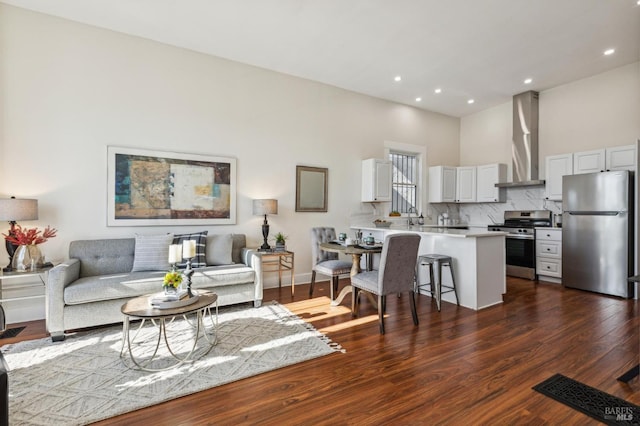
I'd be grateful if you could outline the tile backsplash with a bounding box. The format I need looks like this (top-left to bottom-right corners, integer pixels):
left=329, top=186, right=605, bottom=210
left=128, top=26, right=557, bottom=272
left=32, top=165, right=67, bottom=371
left=350, top=186, right=562, bottom=228
left=432, top=186, right=562, bottom=226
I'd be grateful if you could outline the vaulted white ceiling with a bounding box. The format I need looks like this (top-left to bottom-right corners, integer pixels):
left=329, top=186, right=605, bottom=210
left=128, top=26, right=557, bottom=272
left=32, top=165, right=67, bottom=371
left=2, top=0, right=639, bottom=117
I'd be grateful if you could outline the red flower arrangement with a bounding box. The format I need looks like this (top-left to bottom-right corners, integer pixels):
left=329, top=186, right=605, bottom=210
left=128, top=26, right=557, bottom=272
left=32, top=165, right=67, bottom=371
left=2, top=224, right=57, bottom=246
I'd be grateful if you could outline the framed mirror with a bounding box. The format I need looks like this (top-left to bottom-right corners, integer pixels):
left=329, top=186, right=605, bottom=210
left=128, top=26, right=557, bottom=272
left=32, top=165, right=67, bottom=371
left=296, top=166, right=328, bottom=212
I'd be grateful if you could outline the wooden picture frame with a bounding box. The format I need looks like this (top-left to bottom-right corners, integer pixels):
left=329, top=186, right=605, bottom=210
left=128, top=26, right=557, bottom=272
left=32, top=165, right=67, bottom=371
left=107, top=146, right=236, bottom=226
left=295, top=166, right=328, bottom=212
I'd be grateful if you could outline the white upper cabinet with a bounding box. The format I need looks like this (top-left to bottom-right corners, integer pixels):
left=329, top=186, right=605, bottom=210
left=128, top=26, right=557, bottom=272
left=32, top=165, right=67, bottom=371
left=456, top=166, right=477, bottom=203
left=476, top=164, right=507, bottom=203
left=545, top=154, right=573, bottom=201
left=362, top=158, right=391, bottom=202
left=573, top=149, right=605, bottom=174
left=428, top=166, right=456, bottom=203
left=605, top=144, right=636, bottom=171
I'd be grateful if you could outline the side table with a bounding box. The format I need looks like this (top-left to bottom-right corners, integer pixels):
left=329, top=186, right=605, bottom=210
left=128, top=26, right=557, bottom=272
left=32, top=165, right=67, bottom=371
left=260, top=250, right=295, bottom=296
left=0, top=266, right=53, bottom=332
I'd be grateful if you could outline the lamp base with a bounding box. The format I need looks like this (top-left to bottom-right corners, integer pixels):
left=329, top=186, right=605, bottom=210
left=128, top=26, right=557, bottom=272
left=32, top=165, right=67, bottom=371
left=260, top=220, right=271, bottom=252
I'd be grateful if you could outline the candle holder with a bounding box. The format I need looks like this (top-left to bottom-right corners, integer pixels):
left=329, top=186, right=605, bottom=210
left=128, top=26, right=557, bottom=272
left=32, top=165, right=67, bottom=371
left=184, top=257, right=195, bottom=297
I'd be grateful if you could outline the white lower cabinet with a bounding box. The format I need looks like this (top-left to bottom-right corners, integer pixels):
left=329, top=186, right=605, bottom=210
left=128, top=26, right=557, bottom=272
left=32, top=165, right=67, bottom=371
left=536, top=228, right=562, bottom=282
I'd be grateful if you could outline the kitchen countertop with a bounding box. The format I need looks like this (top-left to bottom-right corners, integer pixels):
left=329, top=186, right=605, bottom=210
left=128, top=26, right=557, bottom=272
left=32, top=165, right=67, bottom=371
left=355, top=225, right=507, bottom=238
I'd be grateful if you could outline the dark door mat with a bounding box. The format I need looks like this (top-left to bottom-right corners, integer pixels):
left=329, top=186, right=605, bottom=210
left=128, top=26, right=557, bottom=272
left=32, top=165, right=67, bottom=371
left=0, top=326, right=25, bottom=339
left=533, top=373, right=640, bottom=425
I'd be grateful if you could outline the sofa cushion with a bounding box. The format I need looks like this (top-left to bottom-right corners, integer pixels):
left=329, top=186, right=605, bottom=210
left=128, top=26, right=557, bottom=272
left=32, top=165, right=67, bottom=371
left=173, top=231, right=208, bottom=268
left=64, top=265, right=255, bottom=305
left=131, top=234, right=173, bottom=272
left=192, top=264, right=255, bottom=288
left=70, top=238, right=135, bottom=278
left=65, top=271, right=168, bottom=304
left=206, top=234, right=233, bottom=265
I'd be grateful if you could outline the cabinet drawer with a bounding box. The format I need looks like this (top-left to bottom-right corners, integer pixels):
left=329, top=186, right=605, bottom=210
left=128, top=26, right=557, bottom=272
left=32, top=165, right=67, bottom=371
left=537, top=259, right=562, bottom=277
left=536, top=229, right=562, bottom=242
left=536, top=241, right=561, bottom=258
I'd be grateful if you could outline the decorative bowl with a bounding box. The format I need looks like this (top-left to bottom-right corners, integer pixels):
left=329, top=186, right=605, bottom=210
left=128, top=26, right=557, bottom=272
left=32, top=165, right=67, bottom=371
left=374, top=221, right=391, bottom=228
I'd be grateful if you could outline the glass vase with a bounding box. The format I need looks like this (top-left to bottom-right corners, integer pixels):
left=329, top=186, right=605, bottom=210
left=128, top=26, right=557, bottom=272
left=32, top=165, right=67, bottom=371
left=164, top=286, right=178, bottom=296
left=12, top=245, right=44, bottom=272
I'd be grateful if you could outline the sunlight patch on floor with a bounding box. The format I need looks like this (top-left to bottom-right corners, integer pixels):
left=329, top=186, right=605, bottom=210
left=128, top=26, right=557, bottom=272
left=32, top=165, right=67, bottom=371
left=284, top=296, right=352, bottom=321
left=319, top=315, right=380, bottom=333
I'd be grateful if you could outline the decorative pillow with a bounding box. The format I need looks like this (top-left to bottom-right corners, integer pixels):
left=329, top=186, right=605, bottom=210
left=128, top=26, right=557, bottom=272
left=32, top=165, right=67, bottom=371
left=206, top=234, right=233, bottom=266
left=173, top=231, right=208, bottom=268
left=131, top=234, right=174, bottom=272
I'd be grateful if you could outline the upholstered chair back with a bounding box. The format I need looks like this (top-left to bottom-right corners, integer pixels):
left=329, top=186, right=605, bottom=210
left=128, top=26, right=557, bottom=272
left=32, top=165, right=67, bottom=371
left=310, top=227, right=339, bottom=267
left=377, top=233, right=421, bottom=295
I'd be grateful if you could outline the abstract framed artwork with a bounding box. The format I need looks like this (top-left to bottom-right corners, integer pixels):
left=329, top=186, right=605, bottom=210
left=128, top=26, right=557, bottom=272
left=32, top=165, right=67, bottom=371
left=107, top=146, right=236, bottom=226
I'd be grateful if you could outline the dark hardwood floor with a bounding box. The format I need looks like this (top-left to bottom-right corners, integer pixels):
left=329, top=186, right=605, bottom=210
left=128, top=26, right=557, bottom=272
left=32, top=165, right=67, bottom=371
left=3, top=277, right=639, bottom=425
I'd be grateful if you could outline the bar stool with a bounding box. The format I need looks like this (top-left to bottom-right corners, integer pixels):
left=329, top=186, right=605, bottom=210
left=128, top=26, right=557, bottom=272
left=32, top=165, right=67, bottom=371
left=415, top=254, right=459, bottom=311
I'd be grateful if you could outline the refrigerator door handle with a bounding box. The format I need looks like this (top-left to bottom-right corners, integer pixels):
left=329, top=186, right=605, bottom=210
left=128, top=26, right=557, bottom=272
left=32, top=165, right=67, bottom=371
left=565, top=211, right=621, bottom=216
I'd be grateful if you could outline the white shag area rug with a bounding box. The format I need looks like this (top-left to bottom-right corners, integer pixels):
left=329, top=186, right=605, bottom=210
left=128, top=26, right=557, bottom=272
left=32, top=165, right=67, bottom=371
left=1, top=302, right=342, bottom=425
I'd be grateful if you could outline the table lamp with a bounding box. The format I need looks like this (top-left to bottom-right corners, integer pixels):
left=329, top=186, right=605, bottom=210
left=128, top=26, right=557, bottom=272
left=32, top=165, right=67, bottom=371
left=253, top=199, right=278, bottom=251
left=0, top=197, right=39, bottom=272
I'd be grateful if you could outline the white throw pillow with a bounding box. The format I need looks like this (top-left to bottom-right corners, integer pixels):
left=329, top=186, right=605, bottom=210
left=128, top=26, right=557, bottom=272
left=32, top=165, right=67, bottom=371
left=206, top=234, right=233, bottom=265
left=131, top=233, right=174, bottom=272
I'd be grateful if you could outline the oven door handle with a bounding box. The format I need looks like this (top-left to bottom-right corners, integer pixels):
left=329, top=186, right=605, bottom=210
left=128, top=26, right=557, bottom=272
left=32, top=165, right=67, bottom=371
left=505, top=234, right=534, bottom=240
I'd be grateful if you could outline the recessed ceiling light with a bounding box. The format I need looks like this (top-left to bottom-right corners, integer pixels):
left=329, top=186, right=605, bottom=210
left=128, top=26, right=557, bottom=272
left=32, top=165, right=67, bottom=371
left=434, top=88, right=442, bottom=94
left=604, top=48, right=615, bottom=56
left=524, top=78, right=533, bottom=84
left=467, top=99, right=475, bottom=104
left=415, top=97, right=422, bottom=102
left=394, top=75, right=402, bottom=82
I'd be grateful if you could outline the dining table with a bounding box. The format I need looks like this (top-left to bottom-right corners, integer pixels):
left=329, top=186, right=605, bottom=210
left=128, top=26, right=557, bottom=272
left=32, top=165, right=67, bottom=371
left=319, top=241, right=383, bottom=306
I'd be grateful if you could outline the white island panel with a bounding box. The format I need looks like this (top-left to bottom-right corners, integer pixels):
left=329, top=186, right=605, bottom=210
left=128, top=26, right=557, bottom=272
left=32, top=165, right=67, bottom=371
left=352, top=226, right=506, bottom=310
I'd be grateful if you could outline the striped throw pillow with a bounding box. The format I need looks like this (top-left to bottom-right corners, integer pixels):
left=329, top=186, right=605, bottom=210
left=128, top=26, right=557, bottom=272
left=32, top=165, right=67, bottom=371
left=131, top=234, right=174, bottom=272
left=173, top=231, right=208, bottom=268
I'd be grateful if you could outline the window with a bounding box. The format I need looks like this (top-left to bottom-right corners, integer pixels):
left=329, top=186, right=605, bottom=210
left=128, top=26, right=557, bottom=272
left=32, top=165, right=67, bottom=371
left=389, top=151, right=418, bottom=213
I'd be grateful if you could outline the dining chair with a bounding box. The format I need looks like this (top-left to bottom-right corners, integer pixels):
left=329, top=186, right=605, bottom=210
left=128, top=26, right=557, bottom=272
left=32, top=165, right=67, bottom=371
left=309, top=227, right=352, bottom=300
left=350, top=233, right=421, bottom=334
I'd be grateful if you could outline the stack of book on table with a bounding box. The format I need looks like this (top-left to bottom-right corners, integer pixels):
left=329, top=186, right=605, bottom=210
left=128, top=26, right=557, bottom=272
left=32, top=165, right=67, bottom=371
left=149, top=289, right=198, bottom=309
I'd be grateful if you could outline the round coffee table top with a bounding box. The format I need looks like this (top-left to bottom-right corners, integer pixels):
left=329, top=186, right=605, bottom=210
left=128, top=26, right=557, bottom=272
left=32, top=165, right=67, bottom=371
left=121, top=292, right=218, bottom=319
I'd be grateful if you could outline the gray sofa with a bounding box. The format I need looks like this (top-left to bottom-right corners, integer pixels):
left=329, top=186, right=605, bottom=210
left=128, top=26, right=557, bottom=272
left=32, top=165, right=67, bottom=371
left=46, top=234, right=262, bottom=341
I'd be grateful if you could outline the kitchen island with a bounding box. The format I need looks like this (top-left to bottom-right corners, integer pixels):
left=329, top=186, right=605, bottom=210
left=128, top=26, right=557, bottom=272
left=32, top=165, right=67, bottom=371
left=352, top=225, right=506, bottom=310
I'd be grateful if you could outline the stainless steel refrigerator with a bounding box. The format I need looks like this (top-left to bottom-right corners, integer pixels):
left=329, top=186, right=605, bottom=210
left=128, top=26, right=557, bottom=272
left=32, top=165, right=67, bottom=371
left=562, top=170, right=634, bottom=298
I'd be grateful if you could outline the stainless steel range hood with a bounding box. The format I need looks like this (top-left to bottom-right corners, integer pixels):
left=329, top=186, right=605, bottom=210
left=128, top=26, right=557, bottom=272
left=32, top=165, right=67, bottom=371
left=495, top=91, right=545, bottom=188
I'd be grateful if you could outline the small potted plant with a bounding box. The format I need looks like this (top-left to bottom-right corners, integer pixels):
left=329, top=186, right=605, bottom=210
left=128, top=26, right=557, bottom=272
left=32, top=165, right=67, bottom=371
left=163, top=270, right=183, bottom=295
left=273, top=232, right=287, bottom=252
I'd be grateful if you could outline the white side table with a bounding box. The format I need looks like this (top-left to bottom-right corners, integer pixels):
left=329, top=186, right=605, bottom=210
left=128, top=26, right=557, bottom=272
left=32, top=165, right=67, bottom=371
left=0, top=266, right=52, bottom=331
left=0, top=266, right=52, bottom=303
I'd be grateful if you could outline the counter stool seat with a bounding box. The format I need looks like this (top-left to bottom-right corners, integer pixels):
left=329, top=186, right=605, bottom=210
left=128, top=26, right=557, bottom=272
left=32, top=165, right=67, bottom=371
left=416, top=254, right=459, bottom=311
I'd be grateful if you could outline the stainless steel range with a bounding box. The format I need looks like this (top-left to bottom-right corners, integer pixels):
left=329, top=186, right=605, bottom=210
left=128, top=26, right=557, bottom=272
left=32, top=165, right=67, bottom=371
left=488, top=210, right=552, bottom=280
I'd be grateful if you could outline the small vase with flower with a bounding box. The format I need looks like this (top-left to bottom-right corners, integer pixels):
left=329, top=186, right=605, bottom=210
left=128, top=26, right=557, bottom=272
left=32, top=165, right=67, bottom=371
left=2, top=224, right=57, bottom=272
left=163, top=270, right=183, bottom=295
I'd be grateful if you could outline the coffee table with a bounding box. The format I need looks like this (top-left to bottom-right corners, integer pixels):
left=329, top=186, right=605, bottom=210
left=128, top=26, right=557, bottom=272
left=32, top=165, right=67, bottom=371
left=120, top=292, right=218, bottom=371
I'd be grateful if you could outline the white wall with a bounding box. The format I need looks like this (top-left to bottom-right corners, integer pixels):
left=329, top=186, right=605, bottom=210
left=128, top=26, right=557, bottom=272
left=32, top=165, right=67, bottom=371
left=539, top=62, right=640, bottom=161
left=459, top=101, right=512, bottom=169
left=460, top=62, right=640, bottom=179
left=457, top=61, right=639, bottom=226
left=0, top=4, right=460, bottom=322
